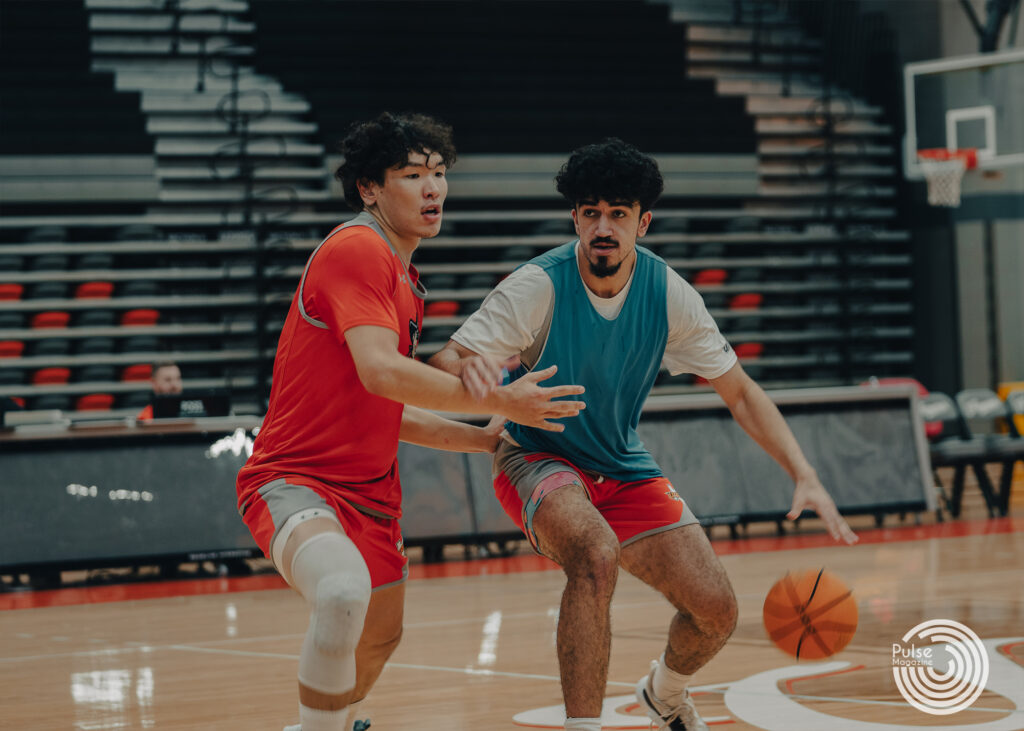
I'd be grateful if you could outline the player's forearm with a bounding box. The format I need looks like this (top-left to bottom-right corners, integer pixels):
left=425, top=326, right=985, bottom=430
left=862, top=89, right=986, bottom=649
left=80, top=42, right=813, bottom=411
left=727, top=381, right=816, bottom=482
left=359, top=349, right=506, bottom=416
left=399, top=406, right=494, bottom=452
left=426, top=346, right=463, bottom=377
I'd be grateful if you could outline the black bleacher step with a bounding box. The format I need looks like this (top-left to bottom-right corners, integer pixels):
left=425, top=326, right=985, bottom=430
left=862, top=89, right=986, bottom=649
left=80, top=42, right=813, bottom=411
left=104, top=69, right=282, bottom=93
left=156, top=166, right=328, bottom=182
left=0, top=322, right=257, bottom=342
left=89, top=13, right=254, bottom=34
left=141, top=93, right=310, bottom=114
left=2, top=266, right=258, bottom=284
left=685, top=24, right=820, bottom=49
left=157, top=188, right=331, bottom=204
left=757, top=182, right=897, bottom=198
left=687, top=46, right=820, bottom=66
left=716, top=77, right=828, bottom=97
left=668, top=9, right=799, bottom=27
left=0, top=240, right=256, bottom=256
left=146, top=118, right=318, bottom=135
left=2, top=349, right=258, bottom=371
left=155, top=139, right=324, bottom=157
left=746, top=97, right=883, bottom=117
left=0, top=294, right=258, bottom=313
left=759, top=140, right=895, bottom=157
left=86, top=0, right=248, bottom=12
left=3, top=376, right=254, bottom=400
left=757, top=119, right=893, bottom=136
left=759, top=162, right=897, bottom=178
left=91, top=37, right=253, bottom=56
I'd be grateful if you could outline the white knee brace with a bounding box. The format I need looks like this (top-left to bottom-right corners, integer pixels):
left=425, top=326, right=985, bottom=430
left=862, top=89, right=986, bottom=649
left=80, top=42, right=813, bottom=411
left=289, top=530, right=372, bottom=695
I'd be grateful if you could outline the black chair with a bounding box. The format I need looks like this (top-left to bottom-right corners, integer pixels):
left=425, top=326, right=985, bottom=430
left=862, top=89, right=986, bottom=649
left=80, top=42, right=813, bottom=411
left=921, top=391, right=1001, bottom=517
left=0, top=254, right=25, bottom=271
left=120, top=335, right=161, bottom=353
left=31, top=394, right=72, bottom=411
left=955, top=388, right=1024, bottom=516
left=76, top=365, right=117, bottom=383
left=27, top=281, right=69, bottom=300
left=75, top=253, right=115, bottom=270
left=29, top=338, right=71, bottom=357
left=75, top=336, right=117, bottom=355
left=0, top=368, right=26, bottom=386
left=77, top=310, right=117, bottom=328
left=0, top=311, right=25, bottom=330
left=29, top=254, right=70, bottom=272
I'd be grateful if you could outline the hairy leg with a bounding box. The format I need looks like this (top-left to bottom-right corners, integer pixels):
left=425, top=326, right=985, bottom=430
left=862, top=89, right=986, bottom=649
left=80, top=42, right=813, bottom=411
left=533, top=483, right=620, bottom=718
left=620, top=524, right=737, bottom=674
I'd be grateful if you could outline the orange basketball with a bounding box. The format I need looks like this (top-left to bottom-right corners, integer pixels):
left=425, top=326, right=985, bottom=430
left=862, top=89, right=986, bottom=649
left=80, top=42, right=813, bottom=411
left=762, top=568, right=858, bottom=659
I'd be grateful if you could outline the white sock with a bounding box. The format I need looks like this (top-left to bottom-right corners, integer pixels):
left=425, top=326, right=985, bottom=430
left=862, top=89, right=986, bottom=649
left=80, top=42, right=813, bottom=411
left=652, top=652, right=693, bottom=705
left=565, top=717, right=601, bottom=730
left=292, top=703, right=347, bottom=731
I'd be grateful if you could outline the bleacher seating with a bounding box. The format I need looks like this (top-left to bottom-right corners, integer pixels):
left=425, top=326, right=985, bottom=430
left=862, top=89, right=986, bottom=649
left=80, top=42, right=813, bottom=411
left=0, top=0, right=919, bottom=418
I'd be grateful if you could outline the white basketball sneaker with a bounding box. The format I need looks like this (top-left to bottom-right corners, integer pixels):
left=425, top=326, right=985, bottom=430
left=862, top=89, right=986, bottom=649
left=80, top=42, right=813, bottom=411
left=635, top=662, right=708, bottom=731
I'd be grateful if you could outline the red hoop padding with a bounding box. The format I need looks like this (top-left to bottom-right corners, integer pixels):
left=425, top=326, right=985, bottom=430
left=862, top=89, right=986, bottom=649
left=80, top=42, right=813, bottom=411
left=917, top=148, right=978, bottom=169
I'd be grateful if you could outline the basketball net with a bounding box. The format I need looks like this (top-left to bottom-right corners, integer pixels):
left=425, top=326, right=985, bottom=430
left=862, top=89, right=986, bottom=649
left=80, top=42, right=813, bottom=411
left=917, top=148, right=977, bottom=208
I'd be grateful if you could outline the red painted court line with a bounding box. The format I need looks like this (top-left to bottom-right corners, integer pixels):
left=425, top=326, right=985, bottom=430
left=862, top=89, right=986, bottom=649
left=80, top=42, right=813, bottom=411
left=2, top=517, right=1020, bottom=611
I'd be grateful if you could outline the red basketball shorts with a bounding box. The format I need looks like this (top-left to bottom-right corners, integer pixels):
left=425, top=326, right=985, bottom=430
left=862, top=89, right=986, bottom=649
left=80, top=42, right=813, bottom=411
left=492, top=439, right=699, bottom=555
left=241, top=477, right=407, bottom=590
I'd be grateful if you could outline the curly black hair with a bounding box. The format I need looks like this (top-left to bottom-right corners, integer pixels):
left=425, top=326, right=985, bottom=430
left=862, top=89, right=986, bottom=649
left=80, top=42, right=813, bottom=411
left=555, top=138, right=664, bottom=212
left=335, top=112, right=457, bottom=211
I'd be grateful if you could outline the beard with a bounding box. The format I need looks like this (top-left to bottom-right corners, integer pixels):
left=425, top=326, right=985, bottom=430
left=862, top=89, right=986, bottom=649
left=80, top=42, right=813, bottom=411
left=588, top=256, right=622, bottom=278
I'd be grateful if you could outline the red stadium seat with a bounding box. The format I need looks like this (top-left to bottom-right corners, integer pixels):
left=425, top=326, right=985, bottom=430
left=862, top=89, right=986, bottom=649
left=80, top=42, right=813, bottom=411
left=121, top=363, right=153, bottom=382
left=734, top=342, right=764, bottom=359
left=120, top=308, right=160, bottom=326
left=729, top=293, right=763, bottom=310
left=32, top=367, right=71, bottom=385
left=0, top=340, right=25, bottom=358
left=30, top=311, right=71, bottom=329
left=425, top=300, right=459, bottom=317
left=693, top=268, right=728, bottom=285
left=0, top=283, right=24, bottom=301
left=76, top=393, right=115, bottom=411
left=74, top=281, right=114, bottom=299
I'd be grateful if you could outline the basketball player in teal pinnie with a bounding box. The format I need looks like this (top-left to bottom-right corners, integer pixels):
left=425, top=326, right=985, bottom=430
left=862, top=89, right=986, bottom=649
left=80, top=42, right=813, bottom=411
left=430, top=138, right=858, bottom=731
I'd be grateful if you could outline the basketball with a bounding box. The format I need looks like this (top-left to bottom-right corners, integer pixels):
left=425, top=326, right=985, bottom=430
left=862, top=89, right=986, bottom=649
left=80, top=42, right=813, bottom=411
left=762, top=568, right=858, bottom=660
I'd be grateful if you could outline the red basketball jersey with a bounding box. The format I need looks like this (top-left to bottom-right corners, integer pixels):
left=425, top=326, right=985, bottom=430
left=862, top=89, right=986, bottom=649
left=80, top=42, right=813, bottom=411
left=237, top=215, right=424, bottom=518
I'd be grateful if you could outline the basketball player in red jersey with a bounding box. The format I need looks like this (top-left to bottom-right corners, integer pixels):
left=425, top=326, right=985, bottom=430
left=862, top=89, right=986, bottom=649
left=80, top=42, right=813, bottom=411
left=236, top=112, right=585, bottom=731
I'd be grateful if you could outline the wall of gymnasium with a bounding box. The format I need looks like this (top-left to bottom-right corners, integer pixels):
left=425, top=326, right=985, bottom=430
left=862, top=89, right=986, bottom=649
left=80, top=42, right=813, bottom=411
left=865, top=0, right=1023, bottom=392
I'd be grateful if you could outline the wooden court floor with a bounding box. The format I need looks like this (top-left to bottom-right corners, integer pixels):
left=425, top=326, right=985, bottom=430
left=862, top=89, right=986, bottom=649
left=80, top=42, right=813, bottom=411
left=2, top=511, right=1023, bottom=730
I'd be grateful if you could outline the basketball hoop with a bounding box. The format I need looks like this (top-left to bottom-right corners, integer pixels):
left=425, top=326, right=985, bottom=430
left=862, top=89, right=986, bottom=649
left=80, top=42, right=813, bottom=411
left=917, top=148, right=978, bottom=207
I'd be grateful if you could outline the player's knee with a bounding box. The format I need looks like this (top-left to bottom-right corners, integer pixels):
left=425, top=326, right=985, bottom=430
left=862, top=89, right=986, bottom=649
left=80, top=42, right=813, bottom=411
left=312, top=572, right=372, bottom=656
left=701, top=585, right=738, bottom=640
left=567, top=540, right=620, bottom=595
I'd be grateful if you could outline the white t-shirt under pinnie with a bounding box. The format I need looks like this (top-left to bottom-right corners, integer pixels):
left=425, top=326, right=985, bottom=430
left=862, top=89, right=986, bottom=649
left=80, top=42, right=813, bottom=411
left=451, top=243, right=737, bottom=379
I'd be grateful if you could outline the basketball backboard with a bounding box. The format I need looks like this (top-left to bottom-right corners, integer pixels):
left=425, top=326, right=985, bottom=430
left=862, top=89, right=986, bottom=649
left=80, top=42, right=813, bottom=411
left=903, top=47, right=1024, bottom=180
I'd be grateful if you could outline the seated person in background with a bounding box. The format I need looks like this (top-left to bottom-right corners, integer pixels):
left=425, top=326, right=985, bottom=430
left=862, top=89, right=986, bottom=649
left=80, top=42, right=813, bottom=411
left=136, top=361, right=183, bottom=421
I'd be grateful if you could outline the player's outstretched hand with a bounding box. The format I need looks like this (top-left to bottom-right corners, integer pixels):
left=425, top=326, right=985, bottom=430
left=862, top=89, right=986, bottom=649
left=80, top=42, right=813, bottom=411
left=461, top=354, right=520, bottom=401
left=497, top=365, right=585, bottom=432
left=787, top=475, right=859, bottom=545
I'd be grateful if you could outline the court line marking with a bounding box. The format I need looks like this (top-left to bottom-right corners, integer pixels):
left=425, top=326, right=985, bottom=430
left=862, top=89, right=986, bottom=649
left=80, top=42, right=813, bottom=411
left=4, top=580, right=1020, bottom=665
left=162, top=645, right=1024, bottom=715
left=6, top=638, right=1020, bottom=717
